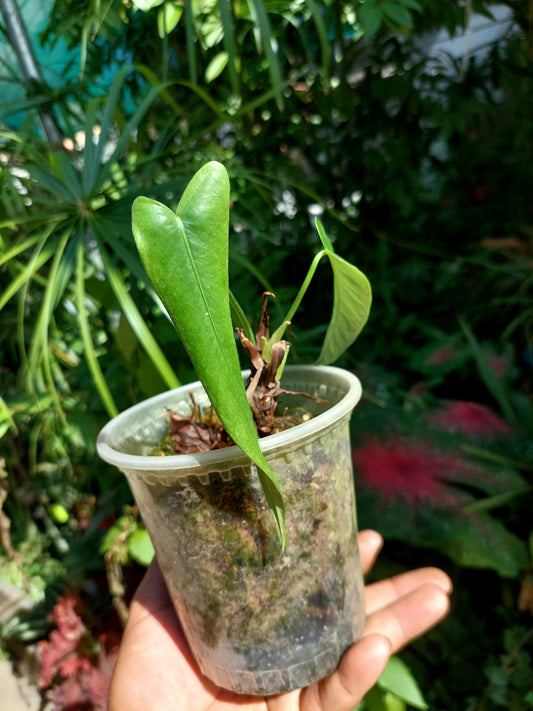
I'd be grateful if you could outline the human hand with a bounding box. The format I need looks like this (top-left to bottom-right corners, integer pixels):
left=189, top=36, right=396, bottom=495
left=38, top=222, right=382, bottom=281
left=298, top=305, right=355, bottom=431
left=107, top=530, right=451, bottom=711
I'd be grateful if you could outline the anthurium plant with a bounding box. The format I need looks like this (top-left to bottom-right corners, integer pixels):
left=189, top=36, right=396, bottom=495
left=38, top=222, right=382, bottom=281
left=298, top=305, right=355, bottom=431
left=131, top=161, right=371, bottom=546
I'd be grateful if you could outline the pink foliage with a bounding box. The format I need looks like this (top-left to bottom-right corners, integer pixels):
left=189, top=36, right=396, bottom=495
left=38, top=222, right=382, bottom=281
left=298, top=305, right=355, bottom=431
left=353, top=440, right=482, bottom=507
left=488, top=354, right=509, bottom=378
left=38, top=593, right=119, bottom=711
left=423, top=343, right=456, bottom=366
left=427, top=401, right=512, bottom=436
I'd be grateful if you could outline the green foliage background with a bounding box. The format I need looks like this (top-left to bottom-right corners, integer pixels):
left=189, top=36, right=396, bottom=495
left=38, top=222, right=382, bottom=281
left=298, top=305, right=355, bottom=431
left=1, top=1, right=532, bottom=708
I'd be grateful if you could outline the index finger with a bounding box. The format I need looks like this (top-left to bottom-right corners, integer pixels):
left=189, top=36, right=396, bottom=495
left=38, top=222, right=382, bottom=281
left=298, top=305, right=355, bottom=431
left=358, top=529, right=384, bottom=575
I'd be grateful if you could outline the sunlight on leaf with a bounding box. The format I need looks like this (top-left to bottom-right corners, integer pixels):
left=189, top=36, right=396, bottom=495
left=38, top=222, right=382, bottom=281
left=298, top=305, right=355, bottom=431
left=132, top=162, right=286, bottom=546
left=157, top=2, right=183, bottom=37
left=131, top=0, right=164, bottom=10
left=378, top=656, right=428, bottom=710
left=205, top=51, right=229, bottom=84
left=128, top=529, right=155, bottom=566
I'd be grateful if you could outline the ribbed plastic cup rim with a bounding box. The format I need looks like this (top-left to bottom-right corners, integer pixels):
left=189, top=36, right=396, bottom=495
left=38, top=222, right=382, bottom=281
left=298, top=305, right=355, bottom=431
left=96, top=365, right=362, bottom=473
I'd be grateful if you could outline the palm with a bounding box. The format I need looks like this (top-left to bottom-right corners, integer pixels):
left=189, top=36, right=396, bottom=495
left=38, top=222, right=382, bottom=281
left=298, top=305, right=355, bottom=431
left=108, top=531, right=451, bottom=711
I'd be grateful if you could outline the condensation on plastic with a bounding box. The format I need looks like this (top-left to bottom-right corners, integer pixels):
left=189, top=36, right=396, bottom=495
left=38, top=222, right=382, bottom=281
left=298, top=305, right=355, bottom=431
left=97, top=365, right=365, bottom=695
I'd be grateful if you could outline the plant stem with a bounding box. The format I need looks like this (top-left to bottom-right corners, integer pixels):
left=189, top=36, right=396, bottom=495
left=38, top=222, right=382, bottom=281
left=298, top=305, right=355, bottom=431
left=229, top=290, right=255, bottom=342
left=282, top=249, right=326, bottom=325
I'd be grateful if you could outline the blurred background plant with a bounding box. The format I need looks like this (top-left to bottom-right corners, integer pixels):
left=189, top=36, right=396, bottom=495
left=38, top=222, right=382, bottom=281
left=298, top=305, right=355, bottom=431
left=0, top=1, right=532, bottom=709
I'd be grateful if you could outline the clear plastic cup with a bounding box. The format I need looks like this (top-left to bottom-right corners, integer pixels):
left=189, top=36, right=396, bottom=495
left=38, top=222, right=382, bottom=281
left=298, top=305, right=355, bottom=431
left=97, top=365, right=365, bottom=695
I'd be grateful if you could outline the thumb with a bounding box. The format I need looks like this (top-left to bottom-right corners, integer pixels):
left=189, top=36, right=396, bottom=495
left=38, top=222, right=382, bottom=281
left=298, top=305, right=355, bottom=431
left=302, top=634, right=391, bottom=711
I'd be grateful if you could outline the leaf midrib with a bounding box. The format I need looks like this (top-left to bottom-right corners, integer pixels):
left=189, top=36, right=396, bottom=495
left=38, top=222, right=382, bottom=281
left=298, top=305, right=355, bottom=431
left=174, top=214, right=237, bottom=380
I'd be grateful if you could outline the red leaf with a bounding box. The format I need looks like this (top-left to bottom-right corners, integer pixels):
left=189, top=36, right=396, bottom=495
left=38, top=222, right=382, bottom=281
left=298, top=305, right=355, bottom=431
left=427, top=400, right=512, bottom=436
left=423, top=343, right=456, bottom=366
left=38, top=595, right=86, bottom=689
left=354, top=440, right=466, bottom=506
left=38, top=591, right=119, bottom=711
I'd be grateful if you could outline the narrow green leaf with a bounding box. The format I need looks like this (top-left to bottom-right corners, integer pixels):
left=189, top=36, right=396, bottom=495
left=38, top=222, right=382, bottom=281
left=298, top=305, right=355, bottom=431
left=315, top=219, right=372, bottom=365
left=231, top=75, right=293, bottom=118
left=205, top=51, right=229, bottom=84
left=78, top=15, right=89, bottom=77
left=0, top=233, right=44, bottom=268
left=135, top=64, right=182, bottom=115
left=1, top=204, right=69, bottom=227
left=218, top=0, right=239, bottom=94
left=27, top=230, right=72, bottom=425
left=26, top=234, right=71, bottom=374
left=95, top=67, right=130, bottom=172
left=82, top=97, right=101, bottom=197
left=75, top=241, right=118, bottom=418
left=283, top=249, right=325, bottom=326
left=50, top=152, right=84, bottom=201
left=459, top=318, right=517, bottom=425
left=95, top=71, right=170, bottom=188
left=98, top=247, right=180, bottom=391
left=264, top=320, right=291, bottom=361
left=464, top=487, right=532, bottom=514
left=315, top=218, right=334, bottom=251
left=378, top=656, right=428, bottom=710
left=26, top=165, right=79, bottom=203
left=0, top=233, right=56, bottom=312
left=307, top=0, right=331, bottom=76
left=132, top=162, right=286, bottom=546
left=176, top=79, right=226, bottom=119
left=0, top=395, right=17, bottom=435
left=184, top=0, right=197, bottom=84
left=275, top=346, right=290, bottom=381
left=229, top=290, right=255, bottom=342
left=247, top=0, right=284, bottom=109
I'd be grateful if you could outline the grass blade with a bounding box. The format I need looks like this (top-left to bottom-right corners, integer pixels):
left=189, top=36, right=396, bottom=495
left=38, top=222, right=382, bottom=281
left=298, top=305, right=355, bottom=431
left=229, top=290, right=255, bottom=342
left=218, top=0, right=239, bottom=94
left=0, top=231, right=56, bottom=312
left=459, top=317, right=517, bottom=426
left=0, top=233, right=44, bottom=267
left=0, top=396, right=17, bottom=436
left=75, top=240, right=119, bottom=417
left=27, top=229, right=73, bottom=425
left=247, top=0, right=284, bottom=109
left=82, top=97, right=101, bottom=196
left=92, top=67, right=131, bottom=178
left=96, top=79, right=173, bottom=188
left=184, top=0, right=197, bottom=84
left=307, top=0, right=331, bottom=76
left=26, top=164, right=79, bottom=203
left=98, top=245, right=180, bottom=390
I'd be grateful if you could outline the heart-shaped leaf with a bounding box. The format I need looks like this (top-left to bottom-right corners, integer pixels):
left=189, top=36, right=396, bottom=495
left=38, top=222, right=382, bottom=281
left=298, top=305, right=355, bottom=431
left=315, top=218, right=372, bottom=365
left=132, top=162, right=285, bottom=546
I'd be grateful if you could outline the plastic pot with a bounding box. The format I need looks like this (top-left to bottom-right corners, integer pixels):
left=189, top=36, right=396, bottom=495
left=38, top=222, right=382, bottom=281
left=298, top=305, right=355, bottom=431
left=97, top=365, right=365, bottom=695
